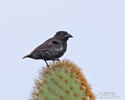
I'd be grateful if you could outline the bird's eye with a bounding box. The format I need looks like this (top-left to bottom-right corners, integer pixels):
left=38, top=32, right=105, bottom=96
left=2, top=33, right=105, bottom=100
left=52, top=41, right=58, bottom=45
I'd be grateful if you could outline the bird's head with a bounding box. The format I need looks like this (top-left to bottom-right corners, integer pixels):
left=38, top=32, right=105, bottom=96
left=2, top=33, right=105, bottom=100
left=55, top=31, right=73, bottom=42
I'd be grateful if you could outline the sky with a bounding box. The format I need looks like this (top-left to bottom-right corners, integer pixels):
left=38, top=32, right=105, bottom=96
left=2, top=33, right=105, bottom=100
left=0, top=0, right=125, bottom=100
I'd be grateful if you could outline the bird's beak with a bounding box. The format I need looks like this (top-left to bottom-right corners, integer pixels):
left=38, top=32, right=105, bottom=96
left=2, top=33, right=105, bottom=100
left=66, top=34, right=73, bottom=38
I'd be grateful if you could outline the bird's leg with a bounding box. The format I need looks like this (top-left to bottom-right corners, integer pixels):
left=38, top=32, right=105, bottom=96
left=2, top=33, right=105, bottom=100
left=44, top=60, right=49, bottom=67
left=53, top=58, right=60, bottom=64
left=56, top=58, right=60, bottom=62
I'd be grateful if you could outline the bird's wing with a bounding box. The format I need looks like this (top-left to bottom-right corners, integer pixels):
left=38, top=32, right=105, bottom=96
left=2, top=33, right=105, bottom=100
left=31, top=38, right=61, bottom=54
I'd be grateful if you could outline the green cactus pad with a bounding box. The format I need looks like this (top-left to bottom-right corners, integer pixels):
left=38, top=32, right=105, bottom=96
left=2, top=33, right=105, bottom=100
left=31, top=60, right=95, bottom=100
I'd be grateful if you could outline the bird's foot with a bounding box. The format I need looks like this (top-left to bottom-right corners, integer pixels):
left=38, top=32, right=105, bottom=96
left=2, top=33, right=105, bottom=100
left=44, top=60, right=50, bottom=67
left=46, top=64, right=50, bottom=67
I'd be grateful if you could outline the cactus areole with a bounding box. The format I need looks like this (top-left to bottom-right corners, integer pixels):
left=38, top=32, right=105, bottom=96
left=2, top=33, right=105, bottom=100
left=31, top=60, right=95, bottom=100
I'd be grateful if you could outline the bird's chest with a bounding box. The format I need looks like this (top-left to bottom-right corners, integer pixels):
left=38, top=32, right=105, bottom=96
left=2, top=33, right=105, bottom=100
left=56, top=46, right=64, bottom=51
left=54, top=45, right=64, bottom=53
left=54, top=44, right=67, bottom=56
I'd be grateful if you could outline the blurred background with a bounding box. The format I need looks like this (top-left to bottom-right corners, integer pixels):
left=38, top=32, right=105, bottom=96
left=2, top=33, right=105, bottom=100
left=0, top=0, right=124, bottom=100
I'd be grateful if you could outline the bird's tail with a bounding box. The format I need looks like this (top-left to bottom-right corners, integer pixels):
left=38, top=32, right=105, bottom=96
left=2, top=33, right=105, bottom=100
left=23, top=54, right=32, bottom=59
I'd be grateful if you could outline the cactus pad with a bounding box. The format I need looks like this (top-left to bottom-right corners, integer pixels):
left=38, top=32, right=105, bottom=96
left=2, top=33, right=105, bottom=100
left=31, top=60, right=95, bottom=100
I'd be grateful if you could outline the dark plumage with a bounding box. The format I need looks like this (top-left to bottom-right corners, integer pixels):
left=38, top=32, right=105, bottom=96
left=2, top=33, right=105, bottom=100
left=23, top=31, right=73, bottom=66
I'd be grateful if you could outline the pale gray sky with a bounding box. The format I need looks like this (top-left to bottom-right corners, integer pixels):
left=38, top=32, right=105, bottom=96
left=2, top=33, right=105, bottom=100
left=0, top=0, right=125, bottom=100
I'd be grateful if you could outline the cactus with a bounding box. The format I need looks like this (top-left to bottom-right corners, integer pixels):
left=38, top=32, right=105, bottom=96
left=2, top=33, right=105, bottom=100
left=31, top=60, right=95, bottom=100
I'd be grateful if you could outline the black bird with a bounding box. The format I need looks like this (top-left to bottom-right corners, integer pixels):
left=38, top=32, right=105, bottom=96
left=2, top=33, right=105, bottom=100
left=23, top=31, right=73, bottom=66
